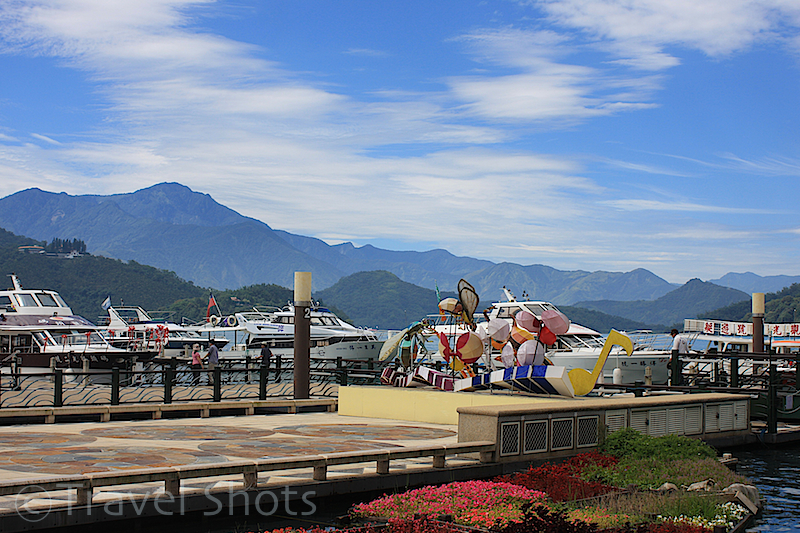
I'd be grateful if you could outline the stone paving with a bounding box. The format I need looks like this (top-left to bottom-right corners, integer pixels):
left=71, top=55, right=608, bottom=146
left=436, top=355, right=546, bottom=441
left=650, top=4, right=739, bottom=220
left=0, top=411, right=464, bottom=517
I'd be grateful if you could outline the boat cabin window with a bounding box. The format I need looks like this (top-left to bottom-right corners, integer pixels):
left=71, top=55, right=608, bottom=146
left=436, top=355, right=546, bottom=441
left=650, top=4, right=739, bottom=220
left=14, top=293, right=38, bottom=307
left=275, top=316, right=294, bottom=324
left=495, top=307, right=517, bottom=320
left=35, top=293, right=60, bottom=307
left=0, top=295, right=13, bottom=311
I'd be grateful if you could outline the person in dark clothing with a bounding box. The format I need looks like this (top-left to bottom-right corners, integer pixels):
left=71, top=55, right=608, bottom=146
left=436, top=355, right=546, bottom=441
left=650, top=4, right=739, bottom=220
left=260, top=341, right=273, bottom=381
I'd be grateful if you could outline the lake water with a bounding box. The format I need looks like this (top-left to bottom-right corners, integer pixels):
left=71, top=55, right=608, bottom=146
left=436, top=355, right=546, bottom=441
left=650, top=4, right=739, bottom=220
left=735, top=442, right=800, bottom=532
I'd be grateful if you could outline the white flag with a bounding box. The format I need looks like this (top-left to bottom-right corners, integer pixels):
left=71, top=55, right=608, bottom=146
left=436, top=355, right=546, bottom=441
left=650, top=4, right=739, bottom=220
left=101, top=296, right=111, bottom=310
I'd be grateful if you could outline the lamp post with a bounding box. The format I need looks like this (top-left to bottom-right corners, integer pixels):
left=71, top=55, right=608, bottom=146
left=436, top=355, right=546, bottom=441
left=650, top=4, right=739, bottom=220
left=752, top=293, right=764, bottom=354
left=294, top=272, right=312, bottom=399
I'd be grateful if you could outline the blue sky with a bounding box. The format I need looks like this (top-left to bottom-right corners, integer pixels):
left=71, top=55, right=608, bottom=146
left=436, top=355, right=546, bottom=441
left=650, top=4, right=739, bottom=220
left=1, top=0, right=799, bottom=284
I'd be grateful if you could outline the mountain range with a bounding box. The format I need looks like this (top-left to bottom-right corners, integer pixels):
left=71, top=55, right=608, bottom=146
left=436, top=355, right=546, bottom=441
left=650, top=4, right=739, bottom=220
left=0, top=183, right=796, bottom=307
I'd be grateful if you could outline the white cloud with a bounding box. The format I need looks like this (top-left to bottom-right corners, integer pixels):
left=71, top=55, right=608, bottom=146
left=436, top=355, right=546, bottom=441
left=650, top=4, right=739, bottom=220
left=529, top=0, right=800, bottom=68
left=30, top=133, right=61, bottom=145
left=448, top=28, right=661, bottom=122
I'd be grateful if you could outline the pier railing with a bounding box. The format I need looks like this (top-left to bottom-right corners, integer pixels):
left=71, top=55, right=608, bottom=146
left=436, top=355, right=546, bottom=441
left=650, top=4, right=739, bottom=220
left=0, top=356, right=384, bottom=409
left=0, top=440, right=496, bottom=506
left=663, top=350, right=799, bottom=434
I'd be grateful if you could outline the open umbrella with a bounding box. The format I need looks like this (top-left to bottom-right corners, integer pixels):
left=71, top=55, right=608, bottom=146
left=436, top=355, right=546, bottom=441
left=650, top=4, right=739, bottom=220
left=457, top=279, right=479, bottom=325
left=517, top=339, right=546, bottom=366
left=455, top=331, right=483, bottom=364
left=541, top=309, right=570, bottom=335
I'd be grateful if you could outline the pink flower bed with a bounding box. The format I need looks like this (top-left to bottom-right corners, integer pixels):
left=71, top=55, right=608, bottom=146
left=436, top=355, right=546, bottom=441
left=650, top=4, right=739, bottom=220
left=350, top=480, right=547, bottom=528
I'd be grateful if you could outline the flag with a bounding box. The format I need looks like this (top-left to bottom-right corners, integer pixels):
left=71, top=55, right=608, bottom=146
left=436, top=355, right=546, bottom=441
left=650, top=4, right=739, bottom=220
left=101, top=296, right=111, bottom=310
left=435, top=282, right=441, bottom=302
left=206, top=293, right=217, bottom=318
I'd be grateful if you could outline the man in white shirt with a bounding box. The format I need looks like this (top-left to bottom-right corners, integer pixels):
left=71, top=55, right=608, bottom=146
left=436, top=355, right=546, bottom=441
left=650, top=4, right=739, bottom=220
left=670, top=329, right=689, bottom=353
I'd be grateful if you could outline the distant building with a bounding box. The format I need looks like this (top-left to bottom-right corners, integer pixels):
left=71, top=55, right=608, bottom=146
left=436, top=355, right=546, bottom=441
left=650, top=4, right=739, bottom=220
left=17, top=245, right=45, bottom=254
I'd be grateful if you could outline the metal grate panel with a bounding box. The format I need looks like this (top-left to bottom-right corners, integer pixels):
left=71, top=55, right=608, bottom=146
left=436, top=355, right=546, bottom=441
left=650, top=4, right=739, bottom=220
left=630, top=410, right=648, bottom=434
left=734, top=401, right=748, bottom=430
left=649, top=409, right=667, bottom=436
left=667, top=408, right=685, bottom=435
left=523, top=420, right=548, bottom=453
left=705, top=404, right=720, bottom=433
left=719, top=403, right=735, bottom=431
left=551, top=418, right=574, bottom=450
left=499, top=421, right=521, bottom=456
left=577, top=416, right=599, bottom=448
left=685, top=406, right=702, bottom=435
left=605, top=409, right=627, bottom=433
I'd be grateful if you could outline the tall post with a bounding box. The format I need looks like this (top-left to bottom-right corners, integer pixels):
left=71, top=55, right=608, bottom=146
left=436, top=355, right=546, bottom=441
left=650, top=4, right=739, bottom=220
left=752, top=293, right=765, bottom=354
left=294, top=272, right=312, bottom=399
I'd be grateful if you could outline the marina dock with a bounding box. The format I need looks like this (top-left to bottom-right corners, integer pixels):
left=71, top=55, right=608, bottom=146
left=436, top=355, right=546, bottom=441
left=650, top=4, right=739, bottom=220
left=1, top=387, right=799, bottom=531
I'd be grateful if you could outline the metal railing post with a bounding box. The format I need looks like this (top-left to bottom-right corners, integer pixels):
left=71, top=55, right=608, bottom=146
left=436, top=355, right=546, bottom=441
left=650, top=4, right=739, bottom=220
left=54, top=369, right=63, bottom=407
left=768, top=353, right=778, bottom=434
left=259, top=364, right=267, bottom=400
left=275, top=355, right=282, bottom=383
left=670, top=349, right=682, bottom=386
left=339, top=367, right=349, bottom=386
left=111, top=367, right=120, bottom=405
left=213, top=367, right=222, bottom=402
left=730, top=356, right=739, bottom=388
left=164, top=364, right=173, bottom=404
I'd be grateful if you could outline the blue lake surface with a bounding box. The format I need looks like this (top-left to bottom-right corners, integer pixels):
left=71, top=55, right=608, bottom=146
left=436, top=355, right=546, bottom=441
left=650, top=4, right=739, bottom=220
left=736, top=443, right=800, bottom=532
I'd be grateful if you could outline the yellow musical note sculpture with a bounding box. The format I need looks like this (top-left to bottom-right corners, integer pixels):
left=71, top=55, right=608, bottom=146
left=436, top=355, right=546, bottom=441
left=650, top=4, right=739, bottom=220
left=568, top=330, right=633, bottom=396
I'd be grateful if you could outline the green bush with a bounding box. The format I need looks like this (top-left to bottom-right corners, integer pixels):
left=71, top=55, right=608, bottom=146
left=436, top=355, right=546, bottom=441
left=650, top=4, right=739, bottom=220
left=600, top=428, right=716, bottom=461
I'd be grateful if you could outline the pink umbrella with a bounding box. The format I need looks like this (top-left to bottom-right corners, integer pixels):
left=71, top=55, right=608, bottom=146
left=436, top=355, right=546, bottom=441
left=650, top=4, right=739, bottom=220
left=486, top=319, right=511, bottom=342
left=501, top=342, right=516, bottom=368
left=541, top=309, right=570, bottom=335
left=515, top=310, right=540, bottom=333
left=517, top=340, right=546, bottom=366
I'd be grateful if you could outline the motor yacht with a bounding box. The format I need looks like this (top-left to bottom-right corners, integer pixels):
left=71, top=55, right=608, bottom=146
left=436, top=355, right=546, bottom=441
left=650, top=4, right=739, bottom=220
left=197, top=304, right=384, bottom=361
left=0, top=275, right=155, bottom=372
left=97, top=305, right=228, bottom=358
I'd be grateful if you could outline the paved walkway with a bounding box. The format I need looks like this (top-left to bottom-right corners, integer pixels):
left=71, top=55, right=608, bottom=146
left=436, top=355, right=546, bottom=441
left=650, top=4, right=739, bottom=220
left=0, top=411, right=468, bottom=522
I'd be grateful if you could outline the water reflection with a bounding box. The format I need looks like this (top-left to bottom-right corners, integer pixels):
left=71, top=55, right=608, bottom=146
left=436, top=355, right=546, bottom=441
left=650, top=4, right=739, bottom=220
left=734, top=443, right=800, bottom=532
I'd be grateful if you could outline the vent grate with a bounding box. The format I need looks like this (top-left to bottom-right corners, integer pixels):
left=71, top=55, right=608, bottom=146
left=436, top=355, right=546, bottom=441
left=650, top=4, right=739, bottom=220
left=500, top=422, right=521, bottom=456
left=551, top=418, right=574, bottom=450
left=577, top=416, right=599, bottom=447
left=523, top=420, right=548, bottom=453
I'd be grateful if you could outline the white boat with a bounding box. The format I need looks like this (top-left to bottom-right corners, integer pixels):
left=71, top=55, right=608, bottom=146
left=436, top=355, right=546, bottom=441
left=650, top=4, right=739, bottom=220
left=0, top=275, right=155, bottom=372
left=97, top=305, right=229, bottom=358
left=192, top=304, right=384, bottom=361
left=430, top=288, right=670, bottom=386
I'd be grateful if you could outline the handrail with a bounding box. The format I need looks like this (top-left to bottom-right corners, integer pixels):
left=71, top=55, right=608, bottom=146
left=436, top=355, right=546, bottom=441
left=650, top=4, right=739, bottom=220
left=0, top=441, right=497, bottom=506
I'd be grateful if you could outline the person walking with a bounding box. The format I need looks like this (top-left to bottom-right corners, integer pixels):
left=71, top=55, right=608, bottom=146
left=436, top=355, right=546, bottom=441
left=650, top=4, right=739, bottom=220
left=191, top=343, right=204, bottom=385
left=260, top=341, right=273, bottom=382
left=206, top=340, right=219, bottom=385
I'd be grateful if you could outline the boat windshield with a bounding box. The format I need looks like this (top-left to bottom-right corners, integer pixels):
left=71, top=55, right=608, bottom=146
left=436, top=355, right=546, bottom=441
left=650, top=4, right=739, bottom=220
left=58, top=331, right=107, bottom=346
left=35, top=293, right=62, bottom=307
left=14, top=293, right=38, bottom=307
left=558, top=334, right=606, bottom=349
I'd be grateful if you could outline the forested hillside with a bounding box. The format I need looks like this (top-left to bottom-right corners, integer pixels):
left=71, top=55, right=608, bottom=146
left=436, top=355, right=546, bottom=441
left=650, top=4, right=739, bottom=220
left=702, top=283, right=800, bottom=323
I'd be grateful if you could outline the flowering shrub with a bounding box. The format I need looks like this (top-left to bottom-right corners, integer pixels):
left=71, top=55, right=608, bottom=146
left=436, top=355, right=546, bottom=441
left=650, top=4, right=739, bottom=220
left=657, top=501, right=748, bottom=531
left=497, top=452, right=619, bottom=501
left=350, top=480, right=547, bottom=528
left=499, top=505, right=600, bottom=533
left=601, top=522, right=712, bottom=533
left=568, top=507, right=635, bottom=529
